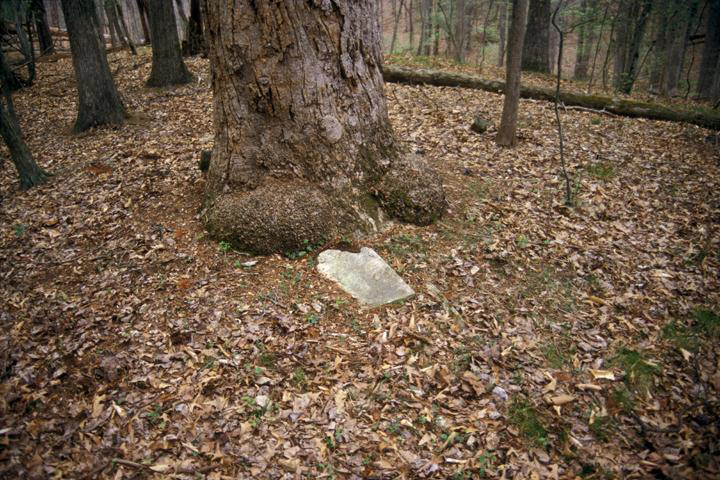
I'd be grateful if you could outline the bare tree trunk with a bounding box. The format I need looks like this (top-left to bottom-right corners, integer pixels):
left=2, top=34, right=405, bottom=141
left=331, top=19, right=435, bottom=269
left=104, top=1, right=126, bottom=49
left=497, top=0, right=529, bottom=147
left=146, top=0, right=192, bottom=86
left=454, top=0, right=467, bottom=62
left=587, top=2, right=610, bottom=90
left=186, top=0, right=204, bottom=55
left=0, top=50, right=48, bottom=189
left=498, top=0, right=507, bottom=66
left=698, top=0, right=720, bottom=99
left=134, top=0, right=151, bottom=43
left=390, top=0, right=406, bottom=53
left=613, top=0, right=653, bottom=94
left=175, top=0, right=189, bottom=41
left=574, top=0, right=589, bottom=78
left=408, top=0, right=415, bottom=50
left=522, top=0, right=550, bottom=73
left=665, top=2, right=697, bottom=95
left=114, top=1, right=137, bottom=54
left=201, top=1, right=446, bottom=255
left=60, top=0, right=126, bottom=132
left=32, top=0, right=54, bottom=54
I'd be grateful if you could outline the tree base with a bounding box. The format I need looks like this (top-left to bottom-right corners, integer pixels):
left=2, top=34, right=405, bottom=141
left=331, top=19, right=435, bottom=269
left=203, top=156, right=446, bottom=255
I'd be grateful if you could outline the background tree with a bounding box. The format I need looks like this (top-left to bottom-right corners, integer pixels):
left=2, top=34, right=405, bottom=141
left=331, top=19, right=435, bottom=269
left=498, top=0, right=507, bottom=66
left=60, top=0, right=126, bottom=132
left=497, top=0, right=529, bottom=147
left=31, top=0, right=54, bottom=54
left=522, top=0, right=550, bottom=73
left=698, top=0, right=720, bottom=100
left=146, top=0, right=192, bottom=87
left=135, top=0, right=151, bottom=43
left=186, top=0, right=204, bottom=55
left=612, top=0, right=653, bottom=94
left=104, top=0, right=136, bottom=54
left=0, top=50, right=48, bottom=189
left=201, top=1, right=446, bottom=254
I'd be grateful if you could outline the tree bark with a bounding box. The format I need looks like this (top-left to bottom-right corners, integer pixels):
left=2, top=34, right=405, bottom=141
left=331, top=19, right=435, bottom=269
left=114, top=1, right=137, bottom=54
left=698, top=0, right=720, bottom=99
left=417, top=0, right=433, bottom=55
left=201, top=1, right=445, bottom=255
left=498, top=0, right=507, bottom=66
left=664, top=2, right=697, bottom=95
left=60, top=0, right=126, bottom=132
left=383, top=64, right=720, bottom=130
left=186, top=0, right=204, bottom=55
left=136, top=0, right=152, bottom=43
left=497, top=0, right=529, bottom=147
left=0, top=50, right=48, bottom=189
left=146, top=0, right=192, bottom=87
left=613, top=0, right=653, bottom=94
left=522, top=0, right=550, bottom=73
left=31, top=0, right=54, bottom=54
left=454, top=0, right=467, bottom=63
left=573, top=0, right=589, bottom=79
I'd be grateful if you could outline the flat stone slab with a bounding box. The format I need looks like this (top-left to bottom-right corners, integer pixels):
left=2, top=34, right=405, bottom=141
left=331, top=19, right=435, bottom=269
left=317, top=247, right=415, bottom=307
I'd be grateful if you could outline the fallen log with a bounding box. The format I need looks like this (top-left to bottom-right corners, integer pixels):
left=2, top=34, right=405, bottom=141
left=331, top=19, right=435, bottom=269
left=382, top=65, right=720, bottom=131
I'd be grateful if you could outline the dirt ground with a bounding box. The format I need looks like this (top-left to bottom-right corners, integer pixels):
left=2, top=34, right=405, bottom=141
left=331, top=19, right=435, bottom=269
left=1, top=50, right=719, bottom=479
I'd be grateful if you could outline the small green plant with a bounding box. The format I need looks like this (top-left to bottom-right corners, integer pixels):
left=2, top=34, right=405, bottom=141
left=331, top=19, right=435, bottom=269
left=542, top=343, right=568, bottom=369
left=291, top=368, right=306, bottom=386
left=387, top=234, right=424, bottom=257
left=285, top=239, right=321, bottom=259
left=516, top=234, right=530, bottom=249
left=612, top=347, right=660, bottom=393
left=508, top=397, right=549, bottom=448
left=590, top=117, right=602, bottom=125
left=585, top=162, right=615, bottom=181
left=218, top=240, right=232, bottom=253
left=611, top=387, right=635, bottom=414
left=145, top=404, right=164, bottom=426
left=306, top=313, right=319, bottom=325
left=589, top=415, right=615, bottom=441
left=13, top=224, right=26, bottom=237
left=694, top=309, right=720, bottom=337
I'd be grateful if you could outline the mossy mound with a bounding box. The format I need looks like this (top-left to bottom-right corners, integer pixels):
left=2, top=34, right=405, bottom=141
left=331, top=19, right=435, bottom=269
left=204, top=183, right=338, bottom=255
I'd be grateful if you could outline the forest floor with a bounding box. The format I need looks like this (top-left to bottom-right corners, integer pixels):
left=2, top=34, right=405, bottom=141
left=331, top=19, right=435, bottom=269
left=1, top=49, right=719, bottom=479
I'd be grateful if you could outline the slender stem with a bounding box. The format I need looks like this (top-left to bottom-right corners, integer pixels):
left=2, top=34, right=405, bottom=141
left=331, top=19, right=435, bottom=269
left=552, top=0, right=572, bottom=206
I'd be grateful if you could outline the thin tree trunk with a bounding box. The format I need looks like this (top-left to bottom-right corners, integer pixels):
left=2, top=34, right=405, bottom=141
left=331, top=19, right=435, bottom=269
left=60, top=0, right=126, bottom=132
left=31, top=0, right=54, bottom=54
left=0, top=50, right=48, bottom=189
left=408, top=0, right=415, bottom=50
left=186, top=0, right=204, bottom=55
left=136, top=0, right=151, bottom=43
left=105, top=2, right=126, bottom=49
left=454, top=0, right=467, bottom=62
left=433, top=0, right=440, bottom=55
left=202, top=1, right=445, bottom=254
left=146, top=0, right=192, bottom=87
left=522, top=0, right=550, bottom=73
left=698, top=0, right=720, bottom=99
left=498, top=0, right=507, bottom=66
left=390, top=0, right=406, bottom=53
left=13, top=0, right=36, bottom=85
left=613, top=0, right=653, bottom=94
left=114, top=1, right=137, bottom=54
left=574, top=0, right=589, bottom=78
left=587, top=2, right=609, bottom=90
left=497, top=0, right=530, bottom=146
left=175, top=0, right=189, bottom=41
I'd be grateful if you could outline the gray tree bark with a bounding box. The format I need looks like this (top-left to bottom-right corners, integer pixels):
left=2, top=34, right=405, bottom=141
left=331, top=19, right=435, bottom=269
left=146, top=0, right=192, bottom=86
left=522, top=0, right=550, bottom=73
left=201, top=1, right=446, bottom=255
left=498, top=0, right=507, bottom=66
left=698, top=0, right=720, bottom=99
left=60, top=0, right=126, bottom=132
left=497, top=0, right=529, bottom=146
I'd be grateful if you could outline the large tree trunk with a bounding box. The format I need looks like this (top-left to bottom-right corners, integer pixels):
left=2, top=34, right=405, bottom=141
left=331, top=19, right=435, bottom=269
left=201, top=1, right=445, bottom=255
left=0, top=51, right=48, bottom=189
left=613, top=0, right=653, bottom=94
left=498, top=0, right=507, bottom=67
left=698, top=0, right=720, bottom=99
left=31, top=0, right=54, bottom=54
left=146, top=0, right=192, bottom=87
left=521, top=0, right=549, bottom=73
left=60, top=0, right=126, bottom=132
left=497, top=0, right=529, bottom=146
left=383, top=64, right=720, bottom=130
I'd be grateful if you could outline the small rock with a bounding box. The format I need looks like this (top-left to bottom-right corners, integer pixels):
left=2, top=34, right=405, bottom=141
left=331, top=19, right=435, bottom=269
left=492, top=386, right=508, bottom=402
left=317, top=248, right=414, bottom=307
left=489, top=410, right=502, bottom=420
left=470, top=115, right=492, bottom=134
left=255, top=395, right=269, bottom=408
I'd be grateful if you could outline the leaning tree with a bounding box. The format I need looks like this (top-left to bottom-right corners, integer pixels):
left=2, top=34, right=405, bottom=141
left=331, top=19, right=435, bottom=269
left=60, top=0, right=126, bottom=132
left=0, top=50, right=48, bottom=189
left=201, top=1, right=446, bottom=254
